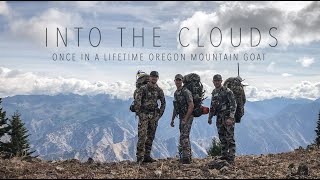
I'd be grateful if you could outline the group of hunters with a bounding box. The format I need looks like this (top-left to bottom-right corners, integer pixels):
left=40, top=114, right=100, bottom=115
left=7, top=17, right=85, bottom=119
left=132, top=70, right=241, bottom=165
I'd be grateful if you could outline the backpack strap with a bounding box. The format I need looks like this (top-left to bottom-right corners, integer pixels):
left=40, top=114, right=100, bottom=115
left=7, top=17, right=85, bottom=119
left=182, top=87, right=189, bottom=105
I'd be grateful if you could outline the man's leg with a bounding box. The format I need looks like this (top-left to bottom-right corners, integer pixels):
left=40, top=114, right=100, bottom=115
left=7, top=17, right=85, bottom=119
left=217, top=116, right=228, bottom=159
left=181, top=116, right=194, bottom=163
left=225, top=123, right=236, bottom=163
left=179, top=119, right=183, bottom=160
left=144, top=114, right=159, bottom=161
left=136, top=113, right=148, bottom=162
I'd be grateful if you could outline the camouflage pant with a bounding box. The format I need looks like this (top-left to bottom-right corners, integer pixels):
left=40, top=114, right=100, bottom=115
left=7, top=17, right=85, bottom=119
left=179, top=116, right=194, bottom=160
left=136, top=112, right=160, bottom=160
left=216, top=114, right=235, bottom=160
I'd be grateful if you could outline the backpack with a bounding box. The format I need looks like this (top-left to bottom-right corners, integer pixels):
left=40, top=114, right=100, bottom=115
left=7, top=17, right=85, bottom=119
left=223, top=77, right=246, bottom=123
left=183, top=73, right=207, bottom=117
left=130, top=71, right=150, bottom=112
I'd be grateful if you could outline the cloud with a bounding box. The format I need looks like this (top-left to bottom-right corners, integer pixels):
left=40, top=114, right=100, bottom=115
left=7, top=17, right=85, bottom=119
left=157, top=1, right=179, bottom=10
left=0, top=67, right=214, bottom=99
left=272, top=1, right=313, bottom=12
left=0, top=67, right=319, bottom=101
left=289, top=81, right=320, bottom=99
left=74, top=1, right=100, bottom=9
left=267, top=62, right=276, bottom=73
left=8, top=8, right=83, bottom=46
left=296, top=57, right=315, bottom=67
left=245, top=86, right=289, bottom=101
left=246, top=81, right=320, bottom=101
left=0, top=67, right=177, bottom=100
left=282, top=73, right=293, bottom=77
left=0, top=67, right=133, bottom=100
left=0, top=1, right=10, bottom=16
left=178, top=1, right=320, bottom=54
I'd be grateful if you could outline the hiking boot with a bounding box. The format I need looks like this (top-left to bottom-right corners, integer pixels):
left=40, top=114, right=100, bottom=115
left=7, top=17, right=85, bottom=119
left=227, top=157, right=235, bottom=165
left=143, top=156, right=157, bottom=163
left=180, top=157, right=192, bottom=164
left=218, top=156, right=229, bottom=161
left=137, top=157, right=144, bottom=163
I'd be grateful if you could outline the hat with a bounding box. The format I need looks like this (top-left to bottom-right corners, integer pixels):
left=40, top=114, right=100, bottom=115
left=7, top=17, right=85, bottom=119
left=213, top=74, right=222, bottom=81
left=175, top=74, right=183, bottom=80
left=150, top=71, right=159, bottom=77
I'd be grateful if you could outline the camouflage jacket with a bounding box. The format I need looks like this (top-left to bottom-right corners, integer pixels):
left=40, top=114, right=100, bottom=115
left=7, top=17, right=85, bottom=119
left=134, top=83, right=166, bottom=116
left=209, top=86, right=237, bottom=119
left=173, top=87, right=193, bottom=119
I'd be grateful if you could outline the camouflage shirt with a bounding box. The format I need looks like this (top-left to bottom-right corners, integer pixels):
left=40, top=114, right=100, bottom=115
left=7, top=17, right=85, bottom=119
left=173, top=87, right=193, bottom=119
left=134, top=83, right=166, bottom=116
left=209, top=86, right=237, bottom=119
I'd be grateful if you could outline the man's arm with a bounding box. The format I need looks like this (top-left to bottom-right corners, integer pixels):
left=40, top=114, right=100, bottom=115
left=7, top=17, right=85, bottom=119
left=182, top=90, right=194, bottom=122
left=208, top=94, right=215, bottom=120
left=183, top=101, right=194, bottom=122
left=171, top=107, right=177, bottom=127
left=159, top=89, right=166, bottom=117
left=227, top=89, right=237, bottom=120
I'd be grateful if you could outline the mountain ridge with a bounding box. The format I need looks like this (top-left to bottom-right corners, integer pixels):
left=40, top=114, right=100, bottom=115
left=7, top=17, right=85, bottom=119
left=1, top=94, right=319, bottom=162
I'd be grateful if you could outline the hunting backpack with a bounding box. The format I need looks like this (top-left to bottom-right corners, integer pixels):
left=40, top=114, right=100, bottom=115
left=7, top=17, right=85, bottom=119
left=223, top=77, right=246, bottom=123
left=183, top=73, right=206, bottom=117
left=130, top=71, right=150, bottom=112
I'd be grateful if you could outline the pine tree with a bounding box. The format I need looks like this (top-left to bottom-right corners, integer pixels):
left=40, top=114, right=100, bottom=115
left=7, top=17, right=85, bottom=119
left=6, top=111, right=34, bottom=157
left=316, top=111, right=320, bottom=146
left=0, top=98, right=10, bottom=152
left=207, top=137, right=222, bottom=157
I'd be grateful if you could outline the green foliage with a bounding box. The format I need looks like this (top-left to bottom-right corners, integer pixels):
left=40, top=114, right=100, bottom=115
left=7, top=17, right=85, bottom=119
left=0, top=98, right=9, bottom=137
left=207, top=137, right=222, bottom=157
left=5, top=111, right=34, bottom=158
left=0, top=98, right=10, bottom=152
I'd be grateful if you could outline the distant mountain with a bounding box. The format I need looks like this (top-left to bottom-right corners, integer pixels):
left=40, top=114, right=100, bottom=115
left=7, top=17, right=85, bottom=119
left=2, top=94, right=319, bottom=162
left=236, top=99, right=319, bottom=155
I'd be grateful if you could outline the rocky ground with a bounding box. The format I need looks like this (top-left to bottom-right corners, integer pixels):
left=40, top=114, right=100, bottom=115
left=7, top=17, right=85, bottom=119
left=0, top=145, right=319, bottom=179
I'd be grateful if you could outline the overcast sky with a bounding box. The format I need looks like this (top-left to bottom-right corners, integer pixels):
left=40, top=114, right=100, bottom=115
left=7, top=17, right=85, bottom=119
left=0, top=1, right=319, bottom=100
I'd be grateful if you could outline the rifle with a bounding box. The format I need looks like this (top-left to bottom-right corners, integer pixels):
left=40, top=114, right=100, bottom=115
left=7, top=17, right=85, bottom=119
left=237, top=63, right=248, bottom=86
